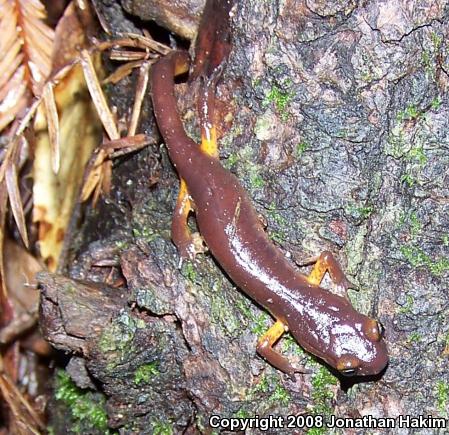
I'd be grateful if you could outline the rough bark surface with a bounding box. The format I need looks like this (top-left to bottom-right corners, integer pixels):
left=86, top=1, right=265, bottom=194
left=40, top=0, right=449, bottom=433
left=120, top=0, right=204, bottom=39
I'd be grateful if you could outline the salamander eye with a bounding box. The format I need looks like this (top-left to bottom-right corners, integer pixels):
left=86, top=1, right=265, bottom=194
left=336, top=355, right=360, bottom=375
left=364, top=318, right=383, bottom=342
left=378, top=321, right=385, bottom=337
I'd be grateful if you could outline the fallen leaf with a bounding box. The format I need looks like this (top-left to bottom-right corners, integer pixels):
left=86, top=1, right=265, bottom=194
left=33, top=2, right=102, bottom=270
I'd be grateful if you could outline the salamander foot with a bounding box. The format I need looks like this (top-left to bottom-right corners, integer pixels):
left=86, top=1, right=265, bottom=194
left=304, top=251, right=357, bottom=298
left=256, top=320, right=310, bottom=378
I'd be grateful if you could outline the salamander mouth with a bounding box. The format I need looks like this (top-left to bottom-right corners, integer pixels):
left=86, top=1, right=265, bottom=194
left=307, top=343, right=389, bottom=377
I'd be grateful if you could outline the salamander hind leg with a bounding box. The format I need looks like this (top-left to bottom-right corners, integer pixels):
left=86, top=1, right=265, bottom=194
left=306, top=251, right=356, bottom=297
left=256, top=320, right=308, bottom=379
left=172, top=178, right=207, bottom=261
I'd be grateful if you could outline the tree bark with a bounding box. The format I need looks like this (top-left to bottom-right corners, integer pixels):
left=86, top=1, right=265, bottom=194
left=40, top=0, right=449, bottom=433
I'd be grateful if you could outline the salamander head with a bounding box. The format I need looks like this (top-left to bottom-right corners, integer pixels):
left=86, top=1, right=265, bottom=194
left=326, top=316, right=389, bottom=376
left=289, top=304, right=389, bottom=377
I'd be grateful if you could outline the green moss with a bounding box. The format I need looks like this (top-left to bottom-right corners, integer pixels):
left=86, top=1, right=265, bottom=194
left=407, top=332, right=422, bottom=344
left=247, top=172, right=264, bottom=191
left=225, top=152, right=239, bottom=167
left=262, top=84, right=295, bottom=121
left=98, top=311, right=145, bottom=371
left=266, top=202, right=288, bottom=243
left=360, top=71, right=373, bottom=83
left=430, top=31, right=443, bottom=49
left=358, top=206, right=374, bottom=219
left=386, top=127, right=407, bottom=158
left=248, top=374, right=269, bottom=397
left=406, top=146, right=427, bottom=165
left=397, top=142, right=427, bottom=188
left=250, top=312, right=271, bottom=335
left=55, top=370, right=111, bottom=434
left=408, top=212, right=422, bottom=237
left=397, top=104, right=420, bottom=122
left=435, top=381, right=449, bottom=416
left=400, top=245, right=449, bottom=277
left=270, top=231, right=286, bottom=244
left=346, top=204, right=374, bottom=220
left=265, top=86, right=292, bottom=111
left=431, top=96, right=442, bottom=110
left=296, top=141, right=309, bottom=157
left=309, top=367, right=338, bottom=417
left=234, top=407, right=251, bottom=418
left=132, top=225, right=157, bottom=242
left=234, top=294, right=272, bottom=337
left=234, top=297, right=274, bottom=337
left=398, top=294, right=414, bottom=314
left=223, top=145, right=264, bottom=192
left=421, top=51, right=434, bottom=76
left=282, top=333, right=305, bottom=356
left=247, top=374, right=290, bottom=406
left=209, top=285, right=241, bottom=334
left=249, top=173, right=266, bottom=189
left=387, top=115, right=428, bottom=193
left=134, top=362, right=159, bottom=385
left=234, top=297, right=253, bottom=319
left=399, top=211, right=423, bottom=238
left=152, top=420, right=173, bottom=435
left=430, top=257, right=449, bottom=276
left=344, top=224, right=369, bottom=278
left=400, top=173, right=416, bottom=187
left=181, top=261, right=197, bottom=282
left=252, top=77, right=262, bottom=89
left=306, top=428, right=327, bottom=435
left=114, top=240, right=129, bottom=250
left=268, top=383, right=291, bottom=406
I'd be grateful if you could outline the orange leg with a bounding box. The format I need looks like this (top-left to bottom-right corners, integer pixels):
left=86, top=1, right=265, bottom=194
left=306, top=251, right=356, bottom=295
left=172, top=83, right=218, bottom=259
left=198, top=80, right=219, bottom=158
left=256, top=320, right=299, bottom=377
left=200, top=117, right=218, bottom=157
left=171, top=179, right=206, bottom=260
left=172, top=71, right=219, bottom=258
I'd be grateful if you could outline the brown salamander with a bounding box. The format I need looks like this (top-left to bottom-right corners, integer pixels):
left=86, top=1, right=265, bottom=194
left=150, top=50, right=388, bottom=377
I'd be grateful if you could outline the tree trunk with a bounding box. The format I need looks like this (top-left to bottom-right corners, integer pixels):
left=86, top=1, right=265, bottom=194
left=40, top=0, right=449, bottom=433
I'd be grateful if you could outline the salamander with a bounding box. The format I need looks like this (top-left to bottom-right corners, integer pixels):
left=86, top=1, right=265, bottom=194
left=150, top=14, right=388, bottom=377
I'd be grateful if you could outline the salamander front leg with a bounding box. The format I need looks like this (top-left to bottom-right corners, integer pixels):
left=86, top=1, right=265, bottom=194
left=171, top=179, right=207, bottom=261
left=306, top=251, right=356, bottom=297
left=257, top=320, right=297, bottom=378
left=200, top=123, right=218, bottom=157
left=198, top=79, right=219, bottom=158
left=172, top=78, right=218, bottom=260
